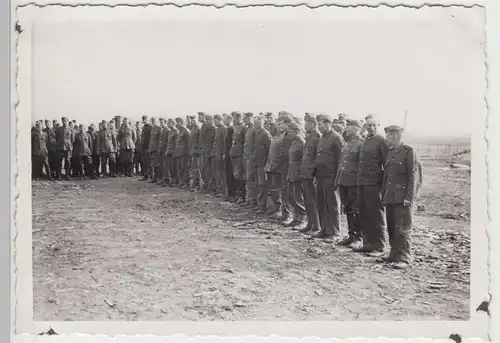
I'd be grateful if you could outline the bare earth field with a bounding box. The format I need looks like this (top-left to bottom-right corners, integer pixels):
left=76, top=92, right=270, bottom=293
left=32, top=158, right=471, bottom=321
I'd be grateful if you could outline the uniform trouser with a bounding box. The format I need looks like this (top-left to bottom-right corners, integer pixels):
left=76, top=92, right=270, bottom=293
left=120, top=149, right=134, bottom=175
left=92, top=153, right=100, bottom=174
left=255, top=165, right=268, bottom=209
left=190, top=154, right=201, bottom=187
left=358, top=184, right=386, bottom=249
left=225, top=156, right=236, bottom=197
left=149, top=151, right=159, bottom=179
left=71, top=154, right=79, bottom=176
left=142, top=151, right=151, bottom=177
left=267, top=172, right=282, bottom=211
left=280, top=170, right=293, bottom=219
left=48, top=150, right=58, bottom=177
left=215, top=158, right=226, bottom=194
left=166, top=154, right=178, bottom=184
left=100, top=152, right=116, bottom=175
left=302, top=179, right=320, bottom=229
left=231, top=156, right=246, bottom=198
left=339, top=186, right=362, bottom=240
left=386, top=203, right=414, bottom=263
left=200, top=154, right=215, bottom=191
left=244, top=159, right=258, bottom=204
left=133, top=152, right=142, bottom=174
left=287, top=181, right=306, bottom=221
left=73, top=155, right=83, bottom=176
left=57, top=150, right=72, bottom=178
left=316, top=176, right=340, bottom=236
left=177, top=155, right=190, bottom=186
left=157, top=153, right=165, bottom=180
left=75, top=155, right=94, bottom=177
left=32, top=152, right=50, bottom=179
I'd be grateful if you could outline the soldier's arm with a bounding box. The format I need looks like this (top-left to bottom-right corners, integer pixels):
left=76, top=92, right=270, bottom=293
left=88, top=133, right=93, bottom=153
left=332, top=136, right=344, bottom=175
left=405, top=147, right=419, bottom=204
left=380, top=138, right=390, bottom=166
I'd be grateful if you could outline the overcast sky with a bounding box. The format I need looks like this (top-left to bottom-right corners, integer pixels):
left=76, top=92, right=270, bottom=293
left=32, top=15, right=485, bottom=136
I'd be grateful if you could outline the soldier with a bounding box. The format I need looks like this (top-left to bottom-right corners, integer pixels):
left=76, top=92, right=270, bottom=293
left=109, top=121, right=120, bottom=176
left=229, top=111, right=247, bottom=203
left=68, top=120, right=78, bottom=177
left=334, top=119, right=364, bottom=248
left=43, top=119, right=57, bottom=179
left=285, top=121, right=307, bottom=229
left=264, top=114, right=285, bottom=216
left=74, top=124, right=96, bottom=179
left=157, top=118, right=169, bottom=184
left=117, top=117, right=136, bottom=177
left=55, top=117, right=75, bottom=180
left=96, top=121, right=117, bottom=177
left=52, top=119, right=59, bottom=129
left=165, top=118, right=178, bottom=186
left=250, top=115, right=272, bottom=213
left=353, top=114, right=390, bottom=255
left=32, top=121, right=51, bottom=180
left=134, top=121, right=143, bottom=175
left=175, top=117, right=191, bottom=189
left=299, top=113, right=321, bottom=233
left=199, top=113, right=216, bottom=193
left=187, top=115, right=201, bottom=191
left=380, top=125, right=422, bottom=269
left=213, top=114, right=228, bottom=197
left=140, top=115, right=153, bottom=180
left=223, top=114, right=237, bottom=201
left=242, top=112, right=257, bottom=208
left=313, top=114, right=345, bottom=239
left=264, top=112, right=279, bottom=137
left=88, top=124, right=100, bottom=176
left=148, top=117, right=161, bottom=183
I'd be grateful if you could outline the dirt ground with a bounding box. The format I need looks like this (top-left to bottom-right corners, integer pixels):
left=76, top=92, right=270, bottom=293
left=32, top=158, right=471, bottom=321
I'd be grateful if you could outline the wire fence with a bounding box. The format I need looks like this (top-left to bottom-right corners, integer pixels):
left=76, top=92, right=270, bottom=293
left=410, top=143, right=471, bottom=159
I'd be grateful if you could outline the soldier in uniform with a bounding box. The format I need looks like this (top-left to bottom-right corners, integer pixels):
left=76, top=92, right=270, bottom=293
left=74, top=124, right=96, bottom=179
left=96, top=121, right=117, bottom=177
left=379, top=125, right=422, bottom=269
left=276, top=114, right=296, bottom=223
left=32, top=121, right=51, bottom=180
left=313, top=114, right=345, bottom=239
left=109, top=121, right=120, bottom=176
left=68, top=120, right=78, bottom=177
left=229, top=111, right=247, bottom=203
left=285, top=121, right=307, bottom=228
left=264, top=114, right=285, bottom=217
left=117, top=117, right=136, bottom=177
left=353, top=114, right=390, bottom=255
left=148, top=117, right=161, bottom=183
left=140, top=115, right=153, bottom=180
left=222, top=114, right=236, bottom=201
left=52, top=119, right=59, bottom=129
left=213, top=114, right=228, bottom=197
left=264, top=112, right=279, bottom=137
left=55, top=117, right=75, bottom=180
left=188, top=115, right=201, bottom=191
left=175, top=117, right=191, bottom=189
left=250, top=115, right=272, bottom=214
left=43, top=119, right=57, bottom=179
left=335, top=119, right=364, bottom=248
left=199, top=113, right=216, bottom=193
left=242, top=112, right=257, bottom=208
left=88, top=124, right=100, bottom=176
left=165, top=118, right=178, bottom=186
left=157, top=118, right=169, bottom=184
left=134, top=121, right=143, bottom=175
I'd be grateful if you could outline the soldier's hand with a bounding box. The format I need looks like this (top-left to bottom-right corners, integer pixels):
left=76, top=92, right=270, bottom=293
left=403, top=199, right=412, bottom=207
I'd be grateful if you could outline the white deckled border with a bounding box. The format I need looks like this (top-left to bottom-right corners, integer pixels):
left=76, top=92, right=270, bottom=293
left=11, top=1, right=493, bottom=342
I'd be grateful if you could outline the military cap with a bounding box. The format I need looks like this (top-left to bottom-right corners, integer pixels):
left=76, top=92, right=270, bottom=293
left=142, top=114, right=148, bottom=119
left=205, top=114, right=214, bottom=120
left=188, top=115, right=196, bottom=119
left=280, top=114, right=294, bottom=124
left=175, top=117, right=185, bottom=124
left=197, top=112, right=206, bottom=115
left=231, top=111, right=242, bottom=117
left=316, top=114, right=334, bottom=123
left=338, top=113, right=348, bottom=121
left=244, top=112, right=254, bottom=118
left=167, top=118, right=176, bottom=124
left=384, top=125, right=404, bottom=133
left=214, top=114, right=223, bottom=121
left=347, top=119, right=363, bottom=129
left=265, top=112, right=274, bottom=117
left=304, top=113, right=317, bottom=124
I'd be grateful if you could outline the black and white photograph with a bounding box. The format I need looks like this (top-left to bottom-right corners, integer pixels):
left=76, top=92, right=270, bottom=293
left=14, top=2, right=489, bottom=338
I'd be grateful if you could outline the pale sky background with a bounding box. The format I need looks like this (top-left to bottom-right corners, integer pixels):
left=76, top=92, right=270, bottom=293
left=32, top=19, right=485, bottom=137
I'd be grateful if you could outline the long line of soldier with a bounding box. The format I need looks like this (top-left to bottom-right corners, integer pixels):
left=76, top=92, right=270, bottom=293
left=31, top=111, right=422, bottom=270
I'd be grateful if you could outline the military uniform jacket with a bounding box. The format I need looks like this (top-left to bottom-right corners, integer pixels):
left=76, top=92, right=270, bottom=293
left=213, top=125, right=228, bottom=161
left=74, top=132, right=93, bottom=156
left=43, top=127, right=56, bottom=151
left=32, top=129, right=48, bottom=155
left=189, top=124, right=201, bottom=156
left=225, top=126, right=234, bottom=155
left=287, top=136, right=305, bottom=182
left=135, top=128, right=142, bottom=153
left=264, top=131, right=295, bottom=174
left=251, top=127, right=272, bottom=167
left=335, top=135, right=364, bottom=187
left=96, top=129, right=117, bottom=154
left=117, top=125, right=136, bottom=150
left=166, top=128, right=177, bottom=156
left=299, top=130, right=320, bottom=180
left=141, top=123, right=152, bottom=152
left=357, top=133, right=389, bottom=186
left=314, top=130, right=345, bottom=178
left=148, top=125, right=161, bottom=152
left=230, top=124, right=247, bottom=158
left=199, top=122, right=216, bottom=156
left=158, top=127, right=169, bottom=154
left=381, top=144, right=422, bottom=204
left=175, top=127, right=190, bottom=157
left=243, top=125, right=255, bottom=161
left=89, top=131, right=98, bottom=154
left=55, top=126, right=75, bottom=152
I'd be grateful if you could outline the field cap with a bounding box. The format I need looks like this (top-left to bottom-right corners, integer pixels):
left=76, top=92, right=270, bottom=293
left=280, top=114, right=294, bottom=124
left=384, top=125, right=404, bottom=133
left=231, top=111, right=242, bottom=117
left=197, top=112, right=206, bottom=116
left=188, top=115, right=196, bottom=119
left=205, top=114, right=214, bottom=120
left=338, top=113, right=348, bottom=121
left=265, top=112, right=274, bottom=117
left=214, top=114, right=223, bottom=121
left=176, top=117, right=185, bottom=124
left=304, top=113, right=317, bottom=124
left=244, top=112, right=254, bottom=118
left=317, top=114, right=334, bottom=123
left=347, top=119, right=363, bottom=129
